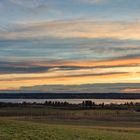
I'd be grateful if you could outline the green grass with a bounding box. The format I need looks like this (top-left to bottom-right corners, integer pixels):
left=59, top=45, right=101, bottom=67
left=0, top=107, right=140, bottom=140
left=0, top=118, right=140, bottom=140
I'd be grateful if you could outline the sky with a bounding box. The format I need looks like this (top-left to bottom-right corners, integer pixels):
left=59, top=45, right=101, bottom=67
left=0, top=0, right=140, bottom=93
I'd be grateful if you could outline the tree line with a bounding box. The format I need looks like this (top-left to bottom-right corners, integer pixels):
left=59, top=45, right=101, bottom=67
left=0, top=100, right=139, bottom=111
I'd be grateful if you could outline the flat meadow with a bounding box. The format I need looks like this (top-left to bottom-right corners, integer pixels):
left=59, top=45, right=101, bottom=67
left=0, top=118, right=140, bottom=140
left=0, top=106, right=140, bottom=140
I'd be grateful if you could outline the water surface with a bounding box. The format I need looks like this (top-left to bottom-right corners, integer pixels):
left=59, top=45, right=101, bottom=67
left=0, top=99, right=139, bottom=104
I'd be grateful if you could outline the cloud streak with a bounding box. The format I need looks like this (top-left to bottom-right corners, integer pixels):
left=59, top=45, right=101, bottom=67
left=0, top=1, right=140, bottom=92
left=0, top=57, right=140, bottom=90
left=10, top=0, right=44, bottom=9
left=20, top=83, right=140, bottom=93
left=76, top=0, right=107, bottom=4
left=1, top=20, right=140, bottom=40
left=1, top=83, right=140, bottom=93
left=0, top=56, right=140, bottom=73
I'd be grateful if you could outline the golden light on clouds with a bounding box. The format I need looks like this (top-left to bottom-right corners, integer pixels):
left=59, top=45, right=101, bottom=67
left=122, top=88, right=140, bottom=93
left=1, top=0, right=140, bottom=93
left=0, top=57, right=140, bottom=90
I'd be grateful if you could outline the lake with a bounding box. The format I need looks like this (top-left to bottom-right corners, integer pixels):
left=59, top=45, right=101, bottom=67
left=0, top=99, right=140, bottom=104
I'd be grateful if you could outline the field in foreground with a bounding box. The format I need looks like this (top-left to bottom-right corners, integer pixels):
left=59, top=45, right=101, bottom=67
left=0, top=107, right=140, bottom=140
left=0, top=118, right=140, bottom=140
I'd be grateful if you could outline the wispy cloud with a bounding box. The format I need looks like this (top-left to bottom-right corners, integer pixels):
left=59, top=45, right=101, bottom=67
left=1, top=71, right=140, bottom=90
left=1, top=20, right=140, bottom=40
left=76, top=0, right=107, bottom=4
left=0, top=1, right=140, bottom=92
left=0, top=57, right=140, bottom=90
left=9, top=0, right=106, bottom=8
left=0, top=56, right=140, bottom=74
left=10, top=0, right=44, bottom=9
left=1, top=83, right=140, bottom=93
left=20, top=83, right=140, bottom=93
left=9, top=0, right=51, bottom=15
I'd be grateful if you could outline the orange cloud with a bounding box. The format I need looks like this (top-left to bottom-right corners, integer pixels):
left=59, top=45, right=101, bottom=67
left=0, top=72, right=140, bottom=90
left=122, top=88, right=140, bottom=93
left=0, top=57, right=140, bottom=90
left=32, top=57, right=140, bottom=67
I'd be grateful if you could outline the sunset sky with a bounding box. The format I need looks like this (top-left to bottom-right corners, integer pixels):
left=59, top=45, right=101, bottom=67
left=0, top=0, right=140, bottom=93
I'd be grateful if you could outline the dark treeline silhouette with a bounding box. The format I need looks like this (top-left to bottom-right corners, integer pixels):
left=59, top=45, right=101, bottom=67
left=44, top=101, right=70, bottom=106
left=0, top=93, right=140, bottom=99
left=0, top=100, right=139, bottom=111
left=82, top=101, right=140, bottom=111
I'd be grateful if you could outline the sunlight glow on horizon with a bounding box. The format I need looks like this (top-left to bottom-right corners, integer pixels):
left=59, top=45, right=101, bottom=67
left=0, top=0, right=140, bottom=92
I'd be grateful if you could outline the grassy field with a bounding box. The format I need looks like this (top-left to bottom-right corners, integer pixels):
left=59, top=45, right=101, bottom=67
left=0, top=118, right=140, bottom=140
left=0, top=107, right=140, bottom=140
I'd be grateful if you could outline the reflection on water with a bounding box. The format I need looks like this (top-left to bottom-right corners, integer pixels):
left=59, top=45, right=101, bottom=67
left=0, top=99, right=140, bottom=104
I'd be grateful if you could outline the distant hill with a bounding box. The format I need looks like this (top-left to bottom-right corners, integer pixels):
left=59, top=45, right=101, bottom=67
left=0, top=93, right=140, bottom=99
